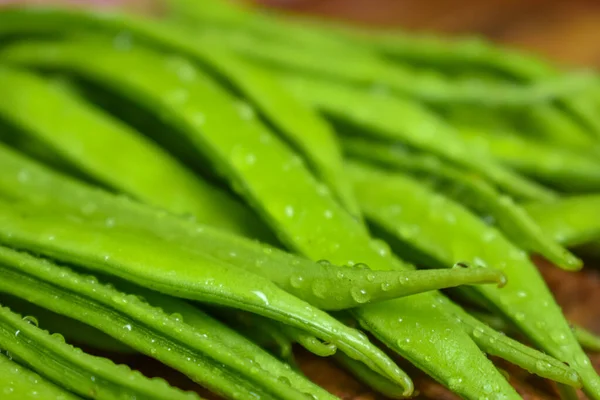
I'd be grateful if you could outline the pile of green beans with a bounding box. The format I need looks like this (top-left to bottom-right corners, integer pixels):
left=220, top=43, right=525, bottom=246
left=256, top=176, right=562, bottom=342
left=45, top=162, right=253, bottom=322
left=0, top=0, right=598, bottom=399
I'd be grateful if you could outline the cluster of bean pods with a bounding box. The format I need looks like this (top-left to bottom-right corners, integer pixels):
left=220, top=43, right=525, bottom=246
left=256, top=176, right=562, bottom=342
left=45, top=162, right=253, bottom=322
left=0, top=0, right=598, bottom=399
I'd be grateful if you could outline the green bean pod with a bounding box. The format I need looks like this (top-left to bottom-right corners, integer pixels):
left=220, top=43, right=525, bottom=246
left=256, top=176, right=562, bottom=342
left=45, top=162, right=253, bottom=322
left=0, top=352, right=82, bottom=400
left=0, top=39, right=524, bottom=399
left=342, top=137, right=582, bottom=270
left=278, top=73, right=555, bottom=202
left=0, top=246, right=340, bottom=400
left=0, top=142, right=580, bottom=394
left=524, top=195, right=600, bottom=247
left=0, top=7, right=359, bottom=219
left=0, top=65, right=274, bottom=242
left=348, top=162, right=599, bottom=398
left=573, top=326, right=600, bottom=353
left=0, top=295, right=134, bottom=354
left=0, top=305, right=201, bottom=400
left=0, top=202, right=413, bottom=394
left=457, top=129, right=600, bottom=192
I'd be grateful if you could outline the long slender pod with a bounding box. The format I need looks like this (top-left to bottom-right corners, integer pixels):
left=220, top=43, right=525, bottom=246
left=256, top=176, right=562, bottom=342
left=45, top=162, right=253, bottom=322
left=458, top=129, right=600, bottom=192
left=0, top=142, right=581, bottom=389
left=0, top=38, right=526, bottom=399
left=348, top=162, right=600, bottom=398
left=0, top=352, right=82, bottom=400
left=342, top=137, right=581, bottom=270
left=0, top=295, right=134, bottom=354
left=279, top=74, right=555, bottom=202
left=0, top=65, right=274, bottom=242
left=524, top=195, right=600, bottom=247
left=0, top=6, right=359, bottom=218
left=0, top=248, right=336, bottom=399
left=0, top=201, right=413, bottom=393
left=0, top=305, right=201, bottom=400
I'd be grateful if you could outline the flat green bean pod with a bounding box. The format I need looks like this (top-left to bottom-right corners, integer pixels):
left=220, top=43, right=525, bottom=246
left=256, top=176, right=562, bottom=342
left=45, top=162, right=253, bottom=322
left=0, top=6, right=359, bottom=219
left=0, top=304, right=200, bottom=400
left=348, top=162, right=600, bottom=398
left=0, top=295, right=134, bottom=354
left=458, top=129, right=600, bottom=192
left=0, top=201, right=413, bottom=394
left=524, top=195, right=600, bottom=247
left=0, top=38, right=524, bottom=399
left=0, top=65, right=273, bottom=242
left=342, top=137, right=581, bottom=270
left=0, top=248, right=337, bottom=400
left=0, top=352, right=82, bottom=400
left=0, top=142, right=579, bottom=393
left=279, top=73, right=555, bottom=202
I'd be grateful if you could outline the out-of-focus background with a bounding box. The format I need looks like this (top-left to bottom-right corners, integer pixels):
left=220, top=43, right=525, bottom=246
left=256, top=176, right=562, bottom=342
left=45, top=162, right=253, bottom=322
left=252, top=0, right=600, bottom=68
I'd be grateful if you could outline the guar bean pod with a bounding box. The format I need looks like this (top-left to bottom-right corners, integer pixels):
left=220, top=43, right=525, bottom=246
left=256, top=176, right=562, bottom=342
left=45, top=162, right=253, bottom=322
left=0, top=37, right=525, bottom=398
left=0, top=65, right=273, bottom=241
left=0, top=248, right=339, bottom=400
left=0, top=142, right=581, bottom=390
left=0, top=352, right=82, bottom=400
left=0, top=200, right=415, bottom=394
left=0, top=304, right=200, bottom=400
left=457, top=128, right=600, bottom=192
left=278, top=73, right=555, bottom=202
left=0, top=7, right=359, bottom=218
left=0, top=295, right=133, bottom=354
left=524, top=195, right=600, bottom=247
left=342, top=137, right=581, bottom=270
left=348, top=162, right=600, bottom=398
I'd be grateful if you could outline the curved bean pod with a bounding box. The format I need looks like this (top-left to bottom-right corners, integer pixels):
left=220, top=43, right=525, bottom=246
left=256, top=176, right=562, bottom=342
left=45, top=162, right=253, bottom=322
left=0, top=7, right=359, bottom=219
left=0, top=201, right=412, bottom=393
left=0, top=123, right=578, bottom=394
left=458, top=129, right=600, bottom=192
left=524, top=195, right=600, bottom=247
left=0, top=39, right=524, bottom=399
left=279, top=73, right=555, bottom=202
left=348, top=162, right=599, bottom=398
left=0, top=352, right=82, bottom=400
left=0, top=246, right=338, bottom=400
left=0, top=305, right=200, bottom=400
left=342, top=137, right=582, bottom=270
left=0, top=65, right=274, bottom=242
left=0, top=295, right=134, bottom=354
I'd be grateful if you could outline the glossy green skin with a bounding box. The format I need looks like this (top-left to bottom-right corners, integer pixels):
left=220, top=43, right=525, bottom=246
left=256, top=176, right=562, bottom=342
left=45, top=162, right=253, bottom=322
left=0, top=248, right=333, bottom=400
left=0, top=7, right=359, bottom=220
left=0, top=65, right=272, bottom=242
left=0, top=305, right=199, bottom=400
left=0, top=146, right=578, bottom=390
left=349, top=162, right=600, bottom=399
left=279, top=74, right=555, bottom=202
left=0, top=40, right=573, bottom=398
left=458, top=129, right=600, bottom=192
left=0, top=142, right=504, bottom=315
left=0, top=295, right=133, bottom=354
left=0, top=40, right=522, bottom=398
left=0, top=201, right=412, bottom=392
left=524, top=195, right=600, bottom=247
left=0, top=353, right=82, bottom=400
left=342, top=137, right=581, bottom=271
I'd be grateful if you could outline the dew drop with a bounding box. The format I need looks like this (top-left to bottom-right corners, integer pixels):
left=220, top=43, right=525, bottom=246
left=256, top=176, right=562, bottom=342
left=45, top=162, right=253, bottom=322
left=290, top=275, right=305, bottom=288
left=123, top=324, right=132, bottom=332
left=312, top=281, right=328, bottom=299
left=284, top=205, right=295, bottom=218
left=354, top=263, right=369, bottom=270
left=22, top=316, right=38, bottom=327
left=366, top=273, right=376, bottom=282
left=381, top=282, right=391, bottom=291
left=350, top=287, right=370, bottom=304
